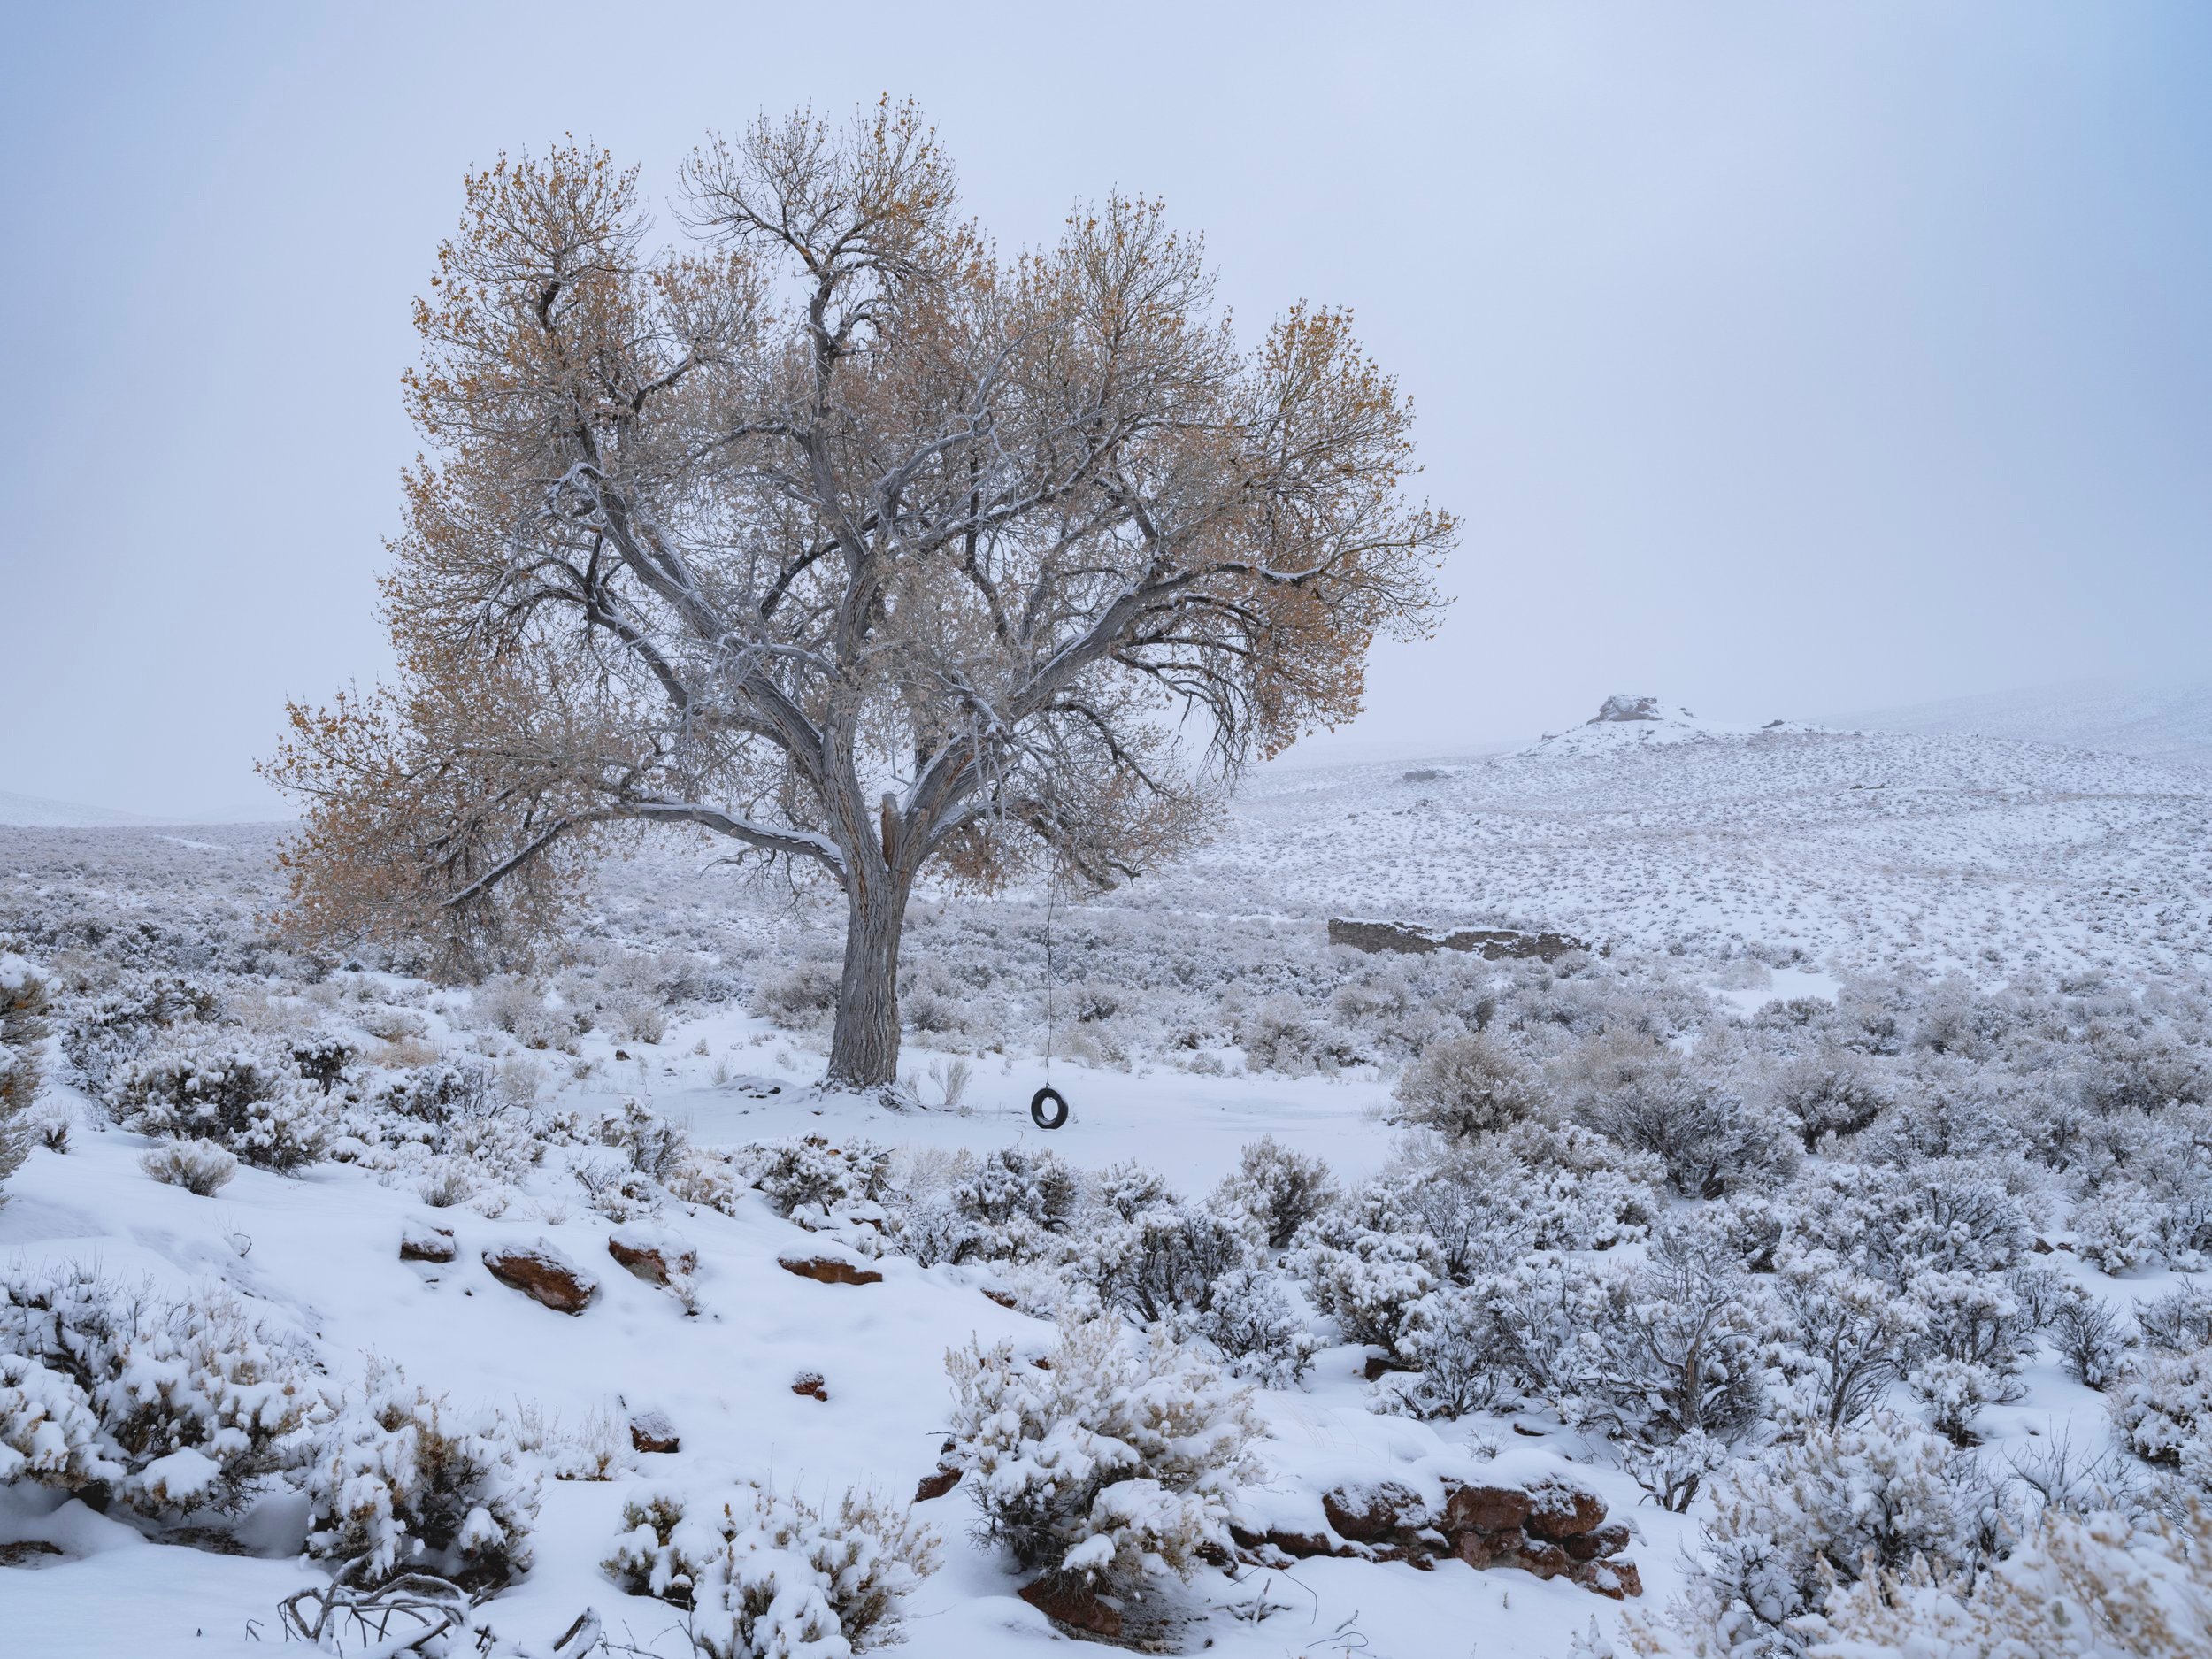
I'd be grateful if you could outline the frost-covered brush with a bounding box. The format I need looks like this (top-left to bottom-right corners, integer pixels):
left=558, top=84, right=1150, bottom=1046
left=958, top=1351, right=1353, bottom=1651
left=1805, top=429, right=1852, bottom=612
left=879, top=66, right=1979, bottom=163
left=262, top=99, right=1457, bottom=1093
left=276, top=1569, right=472, bottom=1657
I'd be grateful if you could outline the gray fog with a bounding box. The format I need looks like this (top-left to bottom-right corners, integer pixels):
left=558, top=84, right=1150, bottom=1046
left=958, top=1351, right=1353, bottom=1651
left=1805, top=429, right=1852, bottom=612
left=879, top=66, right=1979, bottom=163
left=4, top=3, right=2208, bottom=818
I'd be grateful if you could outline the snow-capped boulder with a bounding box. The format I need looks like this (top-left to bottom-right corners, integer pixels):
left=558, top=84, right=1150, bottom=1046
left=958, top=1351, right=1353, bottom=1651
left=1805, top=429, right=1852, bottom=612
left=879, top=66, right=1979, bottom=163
left=481, top=1240, right=597, bottom=1313
left=1594, top=694, right=1663, bottom=722
left=776, top=1242, right=884, bottom=1285
left=605, top=1220, right=696, bottom=1285
left=400, top=1222, right=456, bottom=1263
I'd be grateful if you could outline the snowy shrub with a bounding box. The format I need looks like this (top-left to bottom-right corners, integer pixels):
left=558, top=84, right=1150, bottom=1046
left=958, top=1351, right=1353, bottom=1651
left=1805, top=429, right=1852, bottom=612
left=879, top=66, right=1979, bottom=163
left=472, top=973, right=580, bottom=1052
left=139, top=1138, right=238, bottom=1196
left=944, top=1320, right=1260, bottom=1594
left=0, top=955, right=49, bottom=1200
left=2072, top=1183, right=2170, bottom=1274
left=365, top=1059, right=495, bottom=1124
left=1392, top=1032, right=1542, bottom=1139
left=1175, top=1265, right=1316, bottom=1387
left=1486, top=1118, right=1665, bottom=1250
left=603, top=1482, right=939, bottom=1657
left=1475, top=1255, right=1615, bottom=1402
left=605, top=992, right=668, bottom=1046
left=1563, top=1034, right=1800, bottom=1198
left=1210, top=1136, right=1338, bottom=1250
left=1338, top=1156, right=1535, bottom=1283
left=2139, top=1282, right=2212, bottom=1356
left=597, top=1097, right=693, bottom=1184
left=1770, top=1255, right=1925, bottom=1432
left=1765, top=1047, right=1888, bottom=1149
left=1378, top=1285, right=1509, bottom=1419
left=2049, top=1290, right=2134, bottom=1392
left=2111, top=1348, right=2212, bottom=1495
left=1783, top=1162, right=2031, bottom=1285
left=59, top=971, right=223, bottom=1092
left=1090, top=1158, right=1178, bottom=1223
left=1069, top=1202, right=1249, bottom=1328
left=0, top=1352, right=116, bottom=1491
left=1239, top=993, right=1324, bottom=1074
left=1858, top=1066, right=2032, bottom=1167
left=1805, top=1503, right=2212, bottom=1659
left=887, top=1189, right=986, bottom=1268
left=1, top=1265, right=314, bottom=1517
left=1298, top=1225, right=1442, bottom=1351
left=415, top=1156, right=475, bottom=1208
left=106, top=1040, right=331, bottom=1171
left=752, top=957, right=841, bottom=1028
left=510, top=1402, right=635, bottom=1483
left=1578, top=1223, right=1776, bottom=1502
left=941, top=1145, right=1078, bottom=1260
left=1668, top=1409, right=1986, bottom=1656
left=287, top=1032, right=357, bottom=1094
left=305, top=1364, right=541, bottom=1586
left=1903, top=1270, right=2035, bottom=1441
left=747, top=1135, right=892, bottom=1222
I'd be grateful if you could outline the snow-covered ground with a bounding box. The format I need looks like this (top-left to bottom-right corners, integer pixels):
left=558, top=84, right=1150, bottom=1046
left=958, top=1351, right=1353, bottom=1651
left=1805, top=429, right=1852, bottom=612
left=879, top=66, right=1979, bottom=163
left=3, top=692, right=2209, bottom=1656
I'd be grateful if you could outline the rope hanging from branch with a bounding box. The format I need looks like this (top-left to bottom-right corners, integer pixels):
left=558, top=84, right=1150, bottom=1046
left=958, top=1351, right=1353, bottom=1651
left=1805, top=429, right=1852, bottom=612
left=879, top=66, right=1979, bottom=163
left=1031, top=847, right=1069, bottom=1130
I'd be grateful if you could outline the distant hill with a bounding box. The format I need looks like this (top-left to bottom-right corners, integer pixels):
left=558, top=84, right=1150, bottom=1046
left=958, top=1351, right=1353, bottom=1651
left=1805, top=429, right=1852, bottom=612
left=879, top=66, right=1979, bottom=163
left=0, top=789, right=295, bottom=827
left=0, top=790, right=157, bottom=827
left=1823, top=678, right=2212, bottom=771
left=1128, top=693, right=2212, bottom=984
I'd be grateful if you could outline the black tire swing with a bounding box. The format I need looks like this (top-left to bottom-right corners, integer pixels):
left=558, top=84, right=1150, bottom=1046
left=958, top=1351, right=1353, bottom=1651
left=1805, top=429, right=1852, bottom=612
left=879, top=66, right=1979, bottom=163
left=1030, top=850, right=1070, bottom=1130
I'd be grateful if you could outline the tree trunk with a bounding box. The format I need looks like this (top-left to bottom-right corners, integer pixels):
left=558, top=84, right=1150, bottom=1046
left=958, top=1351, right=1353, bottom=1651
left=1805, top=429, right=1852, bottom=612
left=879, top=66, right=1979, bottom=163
left=826, top=876, right=910, bottom=1091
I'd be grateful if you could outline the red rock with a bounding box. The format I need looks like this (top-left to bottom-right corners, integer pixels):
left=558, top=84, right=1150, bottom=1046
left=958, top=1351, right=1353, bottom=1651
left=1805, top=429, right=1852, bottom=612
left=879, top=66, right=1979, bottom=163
left=629, top=1409, right=679, bottom=1454
left=914, top=1465, right=963, bottom=1502
left=981, top=1288, right=1018, bottom=1309
left=1525, top=1484, right=1606, bottom=1540
left=1019, top=1575, right=1122, bottom=1638
left=482, top=1241, right=597, bottom=1313
left=607, top=1224, right=697, bottom=1286
left=1506, top=1537, right=1573, bottom=1579
left=1451, top=1531, right=1500, bottom=1570
left=1575, top=1558, right=1642, bottom=1600
left=1564, top=1522, right=1632, bottom=1562
left=401, top=1224, right=456, bottom=1263
left=1442, top=1483, right=1534, bottom=1534
left=791, top=1370, right=828, bottom=1401
left=1324, top=1480, right=1426, bottom=1542
left=776, top=1248, right=883, bottom=1286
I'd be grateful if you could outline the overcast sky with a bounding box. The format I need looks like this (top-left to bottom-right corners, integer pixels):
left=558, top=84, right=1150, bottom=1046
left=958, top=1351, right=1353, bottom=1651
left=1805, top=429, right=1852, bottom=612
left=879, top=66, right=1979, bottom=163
left=4, top=3, right=2208, bottom=817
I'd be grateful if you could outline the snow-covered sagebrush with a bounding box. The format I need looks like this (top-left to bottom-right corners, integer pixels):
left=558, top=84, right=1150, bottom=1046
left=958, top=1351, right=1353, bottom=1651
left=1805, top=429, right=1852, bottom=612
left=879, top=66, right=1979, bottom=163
left=603, top=1483, right=939, bottom=1658
left=944, top=1319, right=1260, bottom=1594
left=303, top=1363, right=541, bottom=1586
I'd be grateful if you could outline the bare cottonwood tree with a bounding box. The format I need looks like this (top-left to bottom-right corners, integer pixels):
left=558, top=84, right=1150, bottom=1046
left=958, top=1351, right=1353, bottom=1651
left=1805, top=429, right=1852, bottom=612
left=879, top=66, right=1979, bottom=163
left=267, top=104, right=1455, bottom=1091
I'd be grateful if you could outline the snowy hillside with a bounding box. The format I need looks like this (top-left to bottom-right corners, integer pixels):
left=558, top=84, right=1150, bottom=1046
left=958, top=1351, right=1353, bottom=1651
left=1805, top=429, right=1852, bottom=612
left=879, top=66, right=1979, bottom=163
left=2, top=695, right=2209, bottom=1657
left=0, top=790, right=157, bottom=828
left=1140, top=695, right=2212, bottom=985
left=1824, top=677, right=2212, bottom=772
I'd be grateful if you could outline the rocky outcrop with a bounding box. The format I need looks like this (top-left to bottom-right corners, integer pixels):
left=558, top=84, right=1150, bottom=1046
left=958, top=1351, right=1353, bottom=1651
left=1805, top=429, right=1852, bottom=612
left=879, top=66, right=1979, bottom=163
left=481, top=1240, right=598, bottom=1314
left=913, top=1464, right=963, bottom=1502
left=777, top=1246, right=883, bottom=1286
left=1234, top=1474, right=1639, bottom=1600
left=1593, top=694, right=1663, bottom=722
left=1328, top=918, right=1588, bottom=961
left=400, top=1222, right=456, bottom=1263
left=1018, top=1574, right=1122, bottom=1638
left=629, top=1409, right=680, bottom=1455
left=606, top=1222, right=696, bottom=1286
